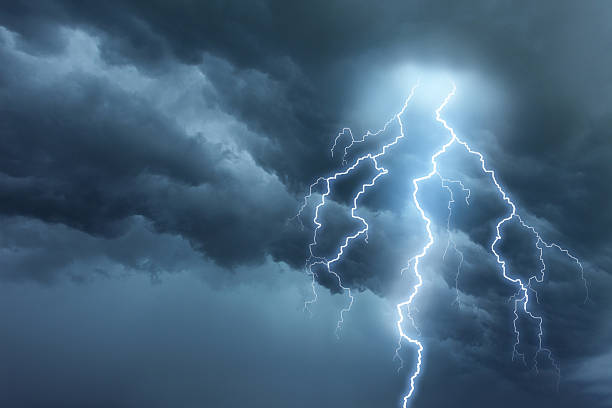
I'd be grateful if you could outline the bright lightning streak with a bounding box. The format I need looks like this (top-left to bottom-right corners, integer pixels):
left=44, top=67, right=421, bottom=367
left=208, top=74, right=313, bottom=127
left=395, top=83, right=587, bottom=406
left=395, top=87, right=459, bottom=406
left=297, top=82, right=420, bottom=334
left=296, top=80, right=588, bottom=405
left=451, top=108, right=588, bottom=386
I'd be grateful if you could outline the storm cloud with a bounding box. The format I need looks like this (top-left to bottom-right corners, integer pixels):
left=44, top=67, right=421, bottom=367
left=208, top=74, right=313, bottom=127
left=0, top=1, right=611, bottom=407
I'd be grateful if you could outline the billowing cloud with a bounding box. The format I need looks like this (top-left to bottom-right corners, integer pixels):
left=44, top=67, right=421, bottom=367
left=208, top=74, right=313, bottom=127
left=0, top=2, right=611, bottom=407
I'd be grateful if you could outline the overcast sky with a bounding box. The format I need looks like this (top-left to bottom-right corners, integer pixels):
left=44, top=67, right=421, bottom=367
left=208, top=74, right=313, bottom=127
left=0, top=2, right=611, bottom=407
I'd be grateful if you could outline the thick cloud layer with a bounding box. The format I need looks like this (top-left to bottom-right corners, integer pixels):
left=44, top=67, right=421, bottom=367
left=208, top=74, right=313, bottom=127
left=0, top=2, right=611, bottom=407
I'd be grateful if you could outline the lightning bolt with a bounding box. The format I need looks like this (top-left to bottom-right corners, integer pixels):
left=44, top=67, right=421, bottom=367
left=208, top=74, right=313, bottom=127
left=296, top=82, right=419, bottom=334
left=394, top=88, right=458, bottom=405
left=395, top=83, right=588, bottom=406
left=296, top=81, right=588, bottom=405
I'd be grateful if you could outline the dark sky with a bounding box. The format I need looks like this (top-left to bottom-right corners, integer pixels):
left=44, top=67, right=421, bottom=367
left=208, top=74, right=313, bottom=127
left=1, top=1, right=611, bottom=407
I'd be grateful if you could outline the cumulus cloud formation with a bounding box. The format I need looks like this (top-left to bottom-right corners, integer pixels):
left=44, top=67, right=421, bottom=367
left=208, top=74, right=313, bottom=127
left=0, top=1, right=611, bottom=407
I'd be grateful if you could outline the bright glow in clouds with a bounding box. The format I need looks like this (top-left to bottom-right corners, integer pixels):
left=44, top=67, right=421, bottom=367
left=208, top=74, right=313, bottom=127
left=296, top=82, right=588, bottom=406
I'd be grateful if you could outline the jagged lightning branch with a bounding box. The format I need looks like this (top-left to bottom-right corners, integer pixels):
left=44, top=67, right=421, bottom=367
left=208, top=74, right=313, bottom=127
left=296, top=82, right=420, bottom=335
left=394, top=84, right=588, bottom=406
left=296, top=81, right=587, bottom=406
left=394, top=88, right=459, bottom=405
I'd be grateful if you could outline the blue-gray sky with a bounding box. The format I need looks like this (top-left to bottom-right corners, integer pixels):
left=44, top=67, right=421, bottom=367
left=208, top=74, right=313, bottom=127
left=0, top=2, right=611, bottom=407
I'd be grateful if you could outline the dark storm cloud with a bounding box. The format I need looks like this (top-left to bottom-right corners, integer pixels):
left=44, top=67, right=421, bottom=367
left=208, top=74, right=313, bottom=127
left=0, top=215, right=200, bottom=284
left=5, top=0, right=608, bottom=259
left=1, top=1, right=611, bottom=407
left=2, top=1, right=611, bottom=249
left=0, top=30, right=303, bottom=269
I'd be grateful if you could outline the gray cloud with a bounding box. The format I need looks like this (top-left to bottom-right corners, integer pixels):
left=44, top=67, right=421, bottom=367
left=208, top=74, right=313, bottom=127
left=0, top=2, right=611, bottom=407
